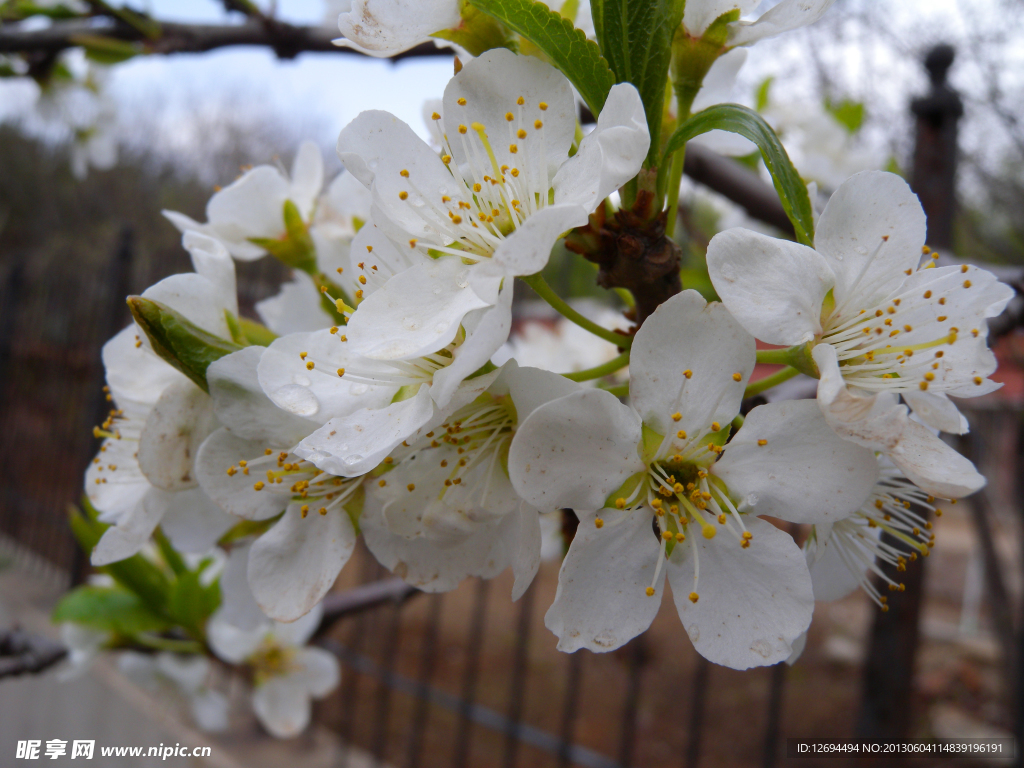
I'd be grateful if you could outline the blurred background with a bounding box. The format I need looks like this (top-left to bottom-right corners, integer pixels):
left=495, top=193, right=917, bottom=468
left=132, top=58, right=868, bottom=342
left=1, top=0, right=1023, bottom=766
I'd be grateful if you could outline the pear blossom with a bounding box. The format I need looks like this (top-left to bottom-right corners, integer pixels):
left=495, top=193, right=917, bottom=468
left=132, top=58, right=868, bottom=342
left=707, top=171, right=1012, bottom=498
left=164, top=141, right=324, bottom=261
left=509, top=290, right=879, bottom=668
left=207, top=603, right=339, bottom=739
left=335, top=0, right=593, bottom=57
left=335, top=48, right=648, bottom=363
left=361, top=360, right=578, bottom=596
left=58, top=622, right=110, bottom=680
left=86, top=233, right=239, bottom=564
left=805, top=459, right=939, bottom=609
left=197, top=347, right=362, bottom=622
left=682, top=0, right=836, bottom=48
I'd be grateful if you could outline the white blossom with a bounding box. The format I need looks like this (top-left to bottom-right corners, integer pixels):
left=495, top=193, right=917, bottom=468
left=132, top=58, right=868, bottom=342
left=508, top=290, right=879, bottom=668
left=707, top=171, right=1013, bottom=498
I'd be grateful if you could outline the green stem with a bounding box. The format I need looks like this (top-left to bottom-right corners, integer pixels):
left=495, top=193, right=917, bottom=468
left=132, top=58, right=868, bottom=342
left=521, top=273, right=631, bottom=348
left=743, top=366, right=799, bottom=399
left=601, top=383, right=630, bottom=398
left=563, top=351, right=630, bottom=382
left=755, top=348, right=795, bottom=365
left=664, top=144, right=687, bottom=238
left=755, top=343, right=819, bottom=377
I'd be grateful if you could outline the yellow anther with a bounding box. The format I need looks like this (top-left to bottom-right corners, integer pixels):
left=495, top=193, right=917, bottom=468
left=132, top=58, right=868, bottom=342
left=538, top=101, right=547, bottom=110
left=904, top=325, right=913, bottom=332
left=731, top=372, right=742, bottom=382
left=400, top=169, right=409, bottom=178
left=473, top=183, right=482, bottom=192
left=241, top=459, right=250, bottom=466
left=674, top=430, right=685, bottom=439
left=409, top=239, right=417, bottom=248
left=337, top=368, right=345, bottom=377
left=689, top=592, right=699, bottom=603
left=937, top=315, right=947, bottom=322
left=299, top=351, right=308, bottom=360
left=431, top=111, right=441, bottom=120
left=683, top=369, right=692, bottom=379
left=226, top=466, right=237, bottom=476
left=451, top=214, right=463, bottom=224
left=742, top=531, right=753, bottom=540
left=615, top=498, right=626, bottom=509
left=254, top=481, right=264, bottom=491
left=973, top=376, right=983, bottom=385
left=457, top=97, right=467, bottom=106
left=511, top=168, right=519, bottom=177
left=757, top=439, right=768, bottom=447
left=717, top=514, right=726, bottom=524
left=399, top=191, right=408, bottom=200
left=919, top=381, right=929, bottom=390
left=517, top=129, right=527, bottom=139
left=442, top=155, right=452, bottom=164
left=330, top=326, right=338, bottom=334
left=306, top=361, right=314, bottom=370
left=407, top=483, right=415, bottom=492
left=595, top=518, right=604, bottom=529
left=644, top=586, right=656, bottom=597
left=924, top=372, right=935, bottom=381
left=675, top=532, right=686, bottom=543
left=458, top=124, right=468, bottom=134
left=711, top=422, right=720, bottom=432
left=661, top=530, right=673, bottom=542
left=319, top=507, right=327, bottom=516
left=509, top=144, right=518, bottom=154
left=453, top=478, right=462, bottom=485
left=358, top=275, right=367, bottom=285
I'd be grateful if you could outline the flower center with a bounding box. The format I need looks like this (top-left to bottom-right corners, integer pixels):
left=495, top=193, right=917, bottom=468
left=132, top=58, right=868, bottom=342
left=813, top=468, right=939, bottom=611
left=819, top=247, right=983, bottom=394
left=226, top=447, right=362, bottom=518
left=391, top=98, right=553, bottom=263
left=249, top=639, right=297, bottom=684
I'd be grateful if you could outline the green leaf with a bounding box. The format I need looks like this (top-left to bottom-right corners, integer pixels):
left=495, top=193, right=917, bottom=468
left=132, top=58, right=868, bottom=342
left=249, top=200, right=318, bottom=273
left=128, top=296, right=242, bottom=393
left=53, top=586, right=169, bottom=636
left=153, top=528, right=187, bottom=577
left=216, top=515, right=282, bottom=547
left=166, top=569, right=220, bottom=634
left=468, top=0, right=615, bottom=116
left=755, top=76, right=774, bottom=112
left=591, top=0, right=683, bottom=164
left=433, top=1, right=517, bottom=56
left=237, top=317, right=278, bottom=347
left=825, top=97, right=865, bottom=134
left=661, top=103, right=814, bottom=245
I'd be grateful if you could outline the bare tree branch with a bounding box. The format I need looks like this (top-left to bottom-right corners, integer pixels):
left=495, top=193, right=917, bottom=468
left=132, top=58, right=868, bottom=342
left=0, top=17, right=452, bottom=61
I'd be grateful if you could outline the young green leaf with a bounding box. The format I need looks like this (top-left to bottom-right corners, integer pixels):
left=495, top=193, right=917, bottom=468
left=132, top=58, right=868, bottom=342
left=128, top=296, right=242, bottom=393
left=468, top=0, right=615, bottom=116
left=53, top=586, right=170, bottom=636
left=661, top=103, right=815, bottom=245
left=591, top=0, right=683, bottom=164
left=433, top=2, right=517, bottom=55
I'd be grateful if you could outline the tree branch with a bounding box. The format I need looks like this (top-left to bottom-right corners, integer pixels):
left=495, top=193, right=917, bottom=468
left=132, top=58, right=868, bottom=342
left=0, top=17, right=453, bottom=61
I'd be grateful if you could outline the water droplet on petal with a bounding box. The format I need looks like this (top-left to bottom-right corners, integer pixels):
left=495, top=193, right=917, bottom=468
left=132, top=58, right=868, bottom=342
left=350, top=384, right=369, bottom=395
left=855, top=246, right=868, bottom=256
left=273, top=384, right=319, bottom=417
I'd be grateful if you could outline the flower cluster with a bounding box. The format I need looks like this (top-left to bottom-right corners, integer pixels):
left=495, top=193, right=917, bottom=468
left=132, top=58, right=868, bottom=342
left=67, top=0, right=1011, bottom=736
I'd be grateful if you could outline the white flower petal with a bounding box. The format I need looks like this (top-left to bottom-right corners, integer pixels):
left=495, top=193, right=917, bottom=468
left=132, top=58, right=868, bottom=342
left=629, top=290, right=754, bottom=436
left=886, top=419, right=985, bottom=499
left=336, top=0, right=460, bottom=56
left=713, top=399, right=879, bottom=524
left=785, top=631, right=807, bottom=665
left=544, top=509, right=663, bottom=653
left=137, top=379, right=217, bottom=492
left=362, top=493, right=515, bottom=591
left=207, top=608, right=264, bottom=663
left=256, top=272, right=335, bottom=336
left=815, top=171, right=926, bottom=308
left=205, top=166, right=292, bottom=257
left=296, top=386, right=435, bottom=477
left=511, top=503, right=542, bottom=601
left=293, top=647, right=341, bottom=699
left=902, top=390, right=968, bottom=435
left=248, top=503, right=356, bottom=623
left=684, top=0, right=759, bottom=37
left=501, top=359, right=581, bottom=420
left=140, top=273, right=232, bottom=341
left=553, top=83, right=649, bottom=211
left=257, top=329, right=394, bottom=422
left=85, top=433, right=149, bottom=519
left=429, top=282, right=513, bottom=406
left=443, top=49, right=576, bottom=193
left=808, top=526, right=873, bottom=602
left=509, top=389, right=644, bottom=512
left=691, top=48, right=747, bottom=113
left=208, top=347, right=320, bottom=446
left=219, top=544, right=268, bottom=632
left=345, top=256, right=492, bottom=361
left=252, top=676, right=311, bottom=739
left=195, top=429, right=290, bottom=521
left=289, top=140, right=324, bottom=219
left=666, top=516, right=813, bottom=669
left=273, top=603, right=324, bottom=647
left=160, top=488, right=235, bottom=554
left=91, top=489, right=167, bottom=565
left=102, top=324, right=186, bottom=408
left=191, top=689, right=230, bottom=733
left=491, top=204, right=589, bottom=277
left=707, top=228, right=832, bottom=345
left=727, top=0, right=836, bottom=47
left=182, top=231, right=238, bottom=316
